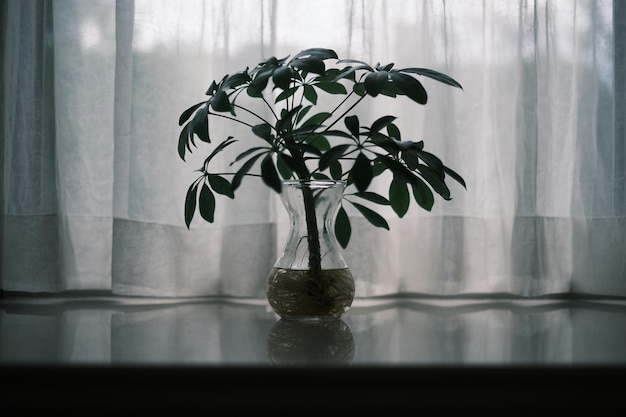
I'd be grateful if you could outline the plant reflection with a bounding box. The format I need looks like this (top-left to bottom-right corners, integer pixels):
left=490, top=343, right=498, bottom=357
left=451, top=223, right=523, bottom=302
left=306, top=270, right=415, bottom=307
left=266, top=319, right=354, bottom=366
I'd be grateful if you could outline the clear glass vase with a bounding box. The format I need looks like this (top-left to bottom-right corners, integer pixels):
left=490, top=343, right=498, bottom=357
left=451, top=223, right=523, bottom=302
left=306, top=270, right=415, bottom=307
left=266, top=180, right=355, bottom=321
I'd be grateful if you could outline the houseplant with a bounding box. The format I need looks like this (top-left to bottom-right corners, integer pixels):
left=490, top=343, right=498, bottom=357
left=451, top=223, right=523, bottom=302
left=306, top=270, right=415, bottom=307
left=178, top=48, right=465, bottom=320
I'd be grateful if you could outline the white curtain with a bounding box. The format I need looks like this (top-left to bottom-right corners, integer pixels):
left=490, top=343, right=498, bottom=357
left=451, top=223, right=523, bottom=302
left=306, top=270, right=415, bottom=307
left=2, top=0, right=624, bottom=298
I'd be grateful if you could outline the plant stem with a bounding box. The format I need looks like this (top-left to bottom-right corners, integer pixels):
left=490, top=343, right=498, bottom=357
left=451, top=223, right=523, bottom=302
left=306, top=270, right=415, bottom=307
left=292, top=160, right=323, bottom=278
left=301, top=184, right=322, bottom=275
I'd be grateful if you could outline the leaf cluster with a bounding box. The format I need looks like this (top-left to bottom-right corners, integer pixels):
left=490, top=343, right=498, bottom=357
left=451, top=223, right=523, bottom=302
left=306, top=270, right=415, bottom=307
left=178, top=48, right=465, bottom=248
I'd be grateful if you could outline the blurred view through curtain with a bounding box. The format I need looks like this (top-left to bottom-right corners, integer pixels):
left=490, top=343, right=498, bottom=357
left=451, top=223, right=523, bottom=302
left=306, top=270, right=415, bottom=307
left=2, top=0, right=624, bottom=297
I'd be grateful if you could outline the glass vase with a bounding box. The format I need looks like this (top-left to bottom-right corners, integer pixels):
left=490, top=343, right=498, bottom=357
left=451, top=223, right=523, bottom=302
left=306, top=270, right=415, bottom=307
left=266, top=179, right=355, bottom=321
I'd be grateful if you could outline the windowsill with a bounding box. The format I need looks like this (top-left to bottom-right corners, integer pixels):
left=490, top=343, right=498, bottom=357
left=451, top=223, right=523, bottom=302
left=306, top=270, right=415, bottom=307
left=2, top=293, right=626, bottom=411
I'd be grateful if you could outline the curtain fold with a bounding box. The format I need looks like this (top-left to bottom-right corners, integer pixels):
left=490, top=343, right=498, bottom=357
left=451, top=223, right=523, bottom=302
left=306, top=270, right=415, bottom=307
left=2, top=0, right=624, bottom=298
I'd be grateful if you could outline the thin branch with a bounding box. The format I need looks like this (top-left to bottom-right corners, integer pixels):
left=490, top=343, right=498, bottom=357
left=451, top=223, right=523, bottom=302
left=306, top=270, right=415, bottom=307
left=208, top=110, right=255, bottom=128
left=230, top=104, right=275, bottom=129
left=261, top=95, right=279, bottom=120
left=322, top=94, right=367, bottom=133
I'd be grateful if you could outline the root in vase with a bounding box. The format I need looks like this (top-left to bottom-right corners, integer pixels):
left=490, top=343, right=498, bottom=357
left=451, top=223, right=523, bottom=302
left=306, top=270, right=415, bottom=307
left=266, top=268, right=355, bottom=320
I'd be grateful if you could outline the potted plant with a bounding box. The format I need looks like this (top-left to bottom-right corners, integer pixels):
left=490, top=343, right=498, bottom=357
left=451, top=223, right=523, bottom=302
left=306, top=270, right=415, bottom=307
left=178, top=47, right=465, bottom=320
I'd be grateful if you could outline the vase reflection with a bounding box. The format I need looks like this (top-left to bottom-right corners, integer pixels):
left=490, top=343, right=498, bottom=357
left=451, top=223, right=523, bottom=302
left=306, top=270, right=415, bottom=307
left=266, top=319, right=355, bottom=366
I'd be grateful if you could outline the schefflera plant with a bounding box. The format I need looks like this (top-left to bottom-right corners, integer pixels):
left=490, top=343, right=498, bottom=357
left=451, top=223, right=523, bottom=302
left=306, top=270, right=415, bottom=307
left=178, top=48, right=465, bottom=273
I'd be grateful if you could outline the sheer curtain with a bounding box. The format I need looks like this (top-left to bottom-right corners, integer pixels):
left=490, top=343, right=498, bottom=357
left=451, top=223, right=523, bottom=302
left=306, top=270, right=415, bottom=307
left=2, top=0, right=624, bottom=298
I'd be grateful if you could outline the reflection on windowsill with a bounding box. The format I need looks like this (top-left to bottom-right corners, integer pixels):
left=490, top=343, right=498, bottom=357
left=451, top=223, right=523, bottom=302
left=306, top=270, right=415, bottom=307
left=266, top=319, right=354, bottom=366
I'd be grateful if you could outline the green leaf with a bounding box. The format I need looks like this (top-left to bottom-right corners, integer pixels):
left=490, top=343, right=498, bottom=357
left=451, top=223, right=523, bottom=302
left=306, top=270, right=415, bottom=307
left=336, top=59, right=374, bottom=71
left=370, top=139, right=399, bottom=157
left=252, top=56, right=280, bottom=72
left=323, top=129, right=355, bottom=139
left=379, top=81, right=401, bottom=98
left=232, top=147, right=267, bottom=165
left=272, top=66, right=292, bottom=90
left=402, top=150, right=419, bottom=170
left=291, top=57, right=325, bottom=74
left=231, top=153, right=264, bottom=191
left=371, top=160, right=387, bottom=177
left=191, top=104, right=210, bottom=142
left=352, top=152, right=373, bottom=192
left=276, top=105, right=302, bottom=132
left=392, top=140, right=420, bottom=150
left=411, top=141, right=424, bottom=151
left=303, top=84, right=318, bottom=104
left=370, top=115, right=397, bottom=133
left=319, top=144, right=351, bottom=170
left=331, top=65, right=366, bottom=83
left=411, top=178, right=435, bottom=211
left=252, top=123, right=273, bottom=142
left=284, top=140, right=322, bottom=156
left=378, top=62, right=395, bottom=72
left=377, top=155, right=418, bottom=185
left=261, top=156, right=282, bottom=193
left=417, top=150, right=444, bottom=172
left=247, top=70, right=271, bottom=97
left=335, top=206, right=351, bottom=249
left=278, top=152, right=309, bottom=178
left=399, top=67, right=463, bottom=90
left=344, top=115, right=360, bottom=137
left=311, top=172, right=330, bottom=180
left=329, top=159, right=343, bottom=180
left=314, top=82, right=347, bottom=94
left=389, top=71, right=427, bottom=104
left=199, top=182, right=216, bottom=223
left=292, top=48, right=338, bottom=61
left=389, top=178, right=410, bottom=218
left=418, top=164, right=451, bottom=200
left=353, top=83, right=366, bottom=96
left=221, top=71, right=252, bottom=90
left=364, top=71, right=389, bottom=97
left=178, top=124, right=191, bottom=161
left=184, top=182, right=199, bottom=228
left=205, top=80, right=218, bottom=95
left=210, top=90, right=231, bottom=112
left=178, top=102, right=205, bottom=126
left=203, top=136, right=236, bottom=168
left=295, top=105, right=313, bottom=125
left=350, top=202, right=390, bottom=230
left=444, top=165, right=466, bottom=189
left=387, top=123, right=401, bottom=141
left=305, top=134, right=330, bottom=152
left=208, top=174, right=234, bottom=198
left=354, top=191, right=390, bottom=205
left=301, top=112, right=331, bottom=128
left=275, top=86, right=299, bottom=103
left=276, top=153, right=293, bottom=179
left=321, top=67, right=356, bottom=82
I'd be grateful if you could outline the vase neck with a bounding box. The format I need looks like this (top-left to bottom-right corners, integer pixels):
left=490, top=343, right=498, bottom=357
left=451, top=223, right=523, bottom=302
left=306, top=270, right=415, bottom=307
left=274, top=180, right=347, bottom=271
